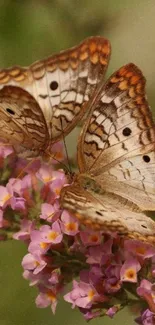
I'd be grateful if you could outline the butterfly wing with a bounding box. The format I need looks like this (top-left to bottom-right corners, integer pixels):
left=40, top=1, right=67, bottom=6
left=0, top=86, right=49, bottom=158
left=61, top=63, right=155, bottom=243
left=77, top=63, right=155, bottom=210
left=61, top=183, right=155, bottom=243
left=0, top=37, right=111, bottom=141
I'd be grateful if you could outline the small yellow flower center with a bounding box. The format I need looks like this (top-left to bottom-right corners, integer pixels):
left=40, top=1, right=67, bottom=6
left=66, top=222, right=77, bottom=231
left=55, top=152, right=63, bottom=160
left=48, top=231, right=58, bottom=241
left=89, top=234, right=99, bottom=243
left=135, top=247, right=146, bottom=255
left=88, top=289, right=95, bottom=301
left=55, top=188, right=61, bottom=195
left=2, top=193, right=11, bottom=204
left=125, top=268, right=136, bottom=279
left=43, top=176, right=53, bottom=182
left=47, top=291, right=56, bottom=302
left=40, top=242, right=49, bottom=249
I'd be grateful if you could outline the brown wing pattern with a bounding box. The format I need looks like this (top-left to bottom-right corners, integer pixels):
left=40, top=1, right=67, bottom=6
left=0, top=86, right=50, bottom=158
left=0, top=37, right=111, bottom=141
left=78, top=63, right=155, bottom=174
left=61, top=63, right=155, bottom=244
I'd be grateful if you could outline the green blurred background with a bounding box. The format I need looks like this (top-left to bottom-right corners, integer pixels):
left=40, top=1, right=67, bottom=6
left=0, top=0, right=155, bottom=324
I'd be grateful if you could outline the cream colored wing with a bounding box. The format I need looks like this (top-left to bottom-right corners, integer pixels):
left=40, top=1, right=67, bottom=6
left=61, top=63, right=155, bottom=243
left=0, top=37, right=111, bottom=141
left=61, top=183, right=155, bottom=244
left=78, top=63, right=155, bottom=173
left=77, top=63, right=155, bottom=210
left=0, top=86, right=50, bottom=158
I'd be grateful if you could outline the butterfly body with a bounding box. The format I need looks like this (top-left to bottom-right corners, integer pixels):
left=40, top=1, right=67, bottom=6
left=61, top=63, right=155, bottom=244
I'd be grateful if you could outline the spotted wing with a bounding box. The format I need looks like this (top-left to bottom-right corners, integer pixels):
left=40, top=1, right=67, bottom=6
left=0, top=37, right=111, bottom=141
left=77, top=63, right=155, bottom=210
left=0, top=86, right=49, bottom=158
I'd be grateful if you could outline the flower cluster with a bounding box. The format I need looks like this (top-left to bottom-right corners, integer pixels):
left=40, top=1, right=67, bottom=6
left=0, top=142, right=155, bottom=324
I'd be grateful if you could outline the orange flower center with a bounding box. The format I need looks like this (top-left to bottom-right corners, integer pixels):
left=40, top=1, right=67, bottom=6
left=125, top=269, right=136, bottom=279
left=40, top=242, right=49, bottom=249
left=135, top=247, right=146, bottom=255
left=88, top=289, right=95, bottom=301
left=47, top=290, right=56, bottom=302
left=48, top=231, right=59, bottom=241
left=89, top=234, right=99, bottom=243
left=66, top=222, right=77, bottom=231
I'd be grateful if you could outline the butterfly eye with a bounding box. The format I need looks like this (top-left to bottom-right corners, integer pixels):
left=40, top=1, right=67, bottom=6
left=6, top=108, right=15, bottom=115
left=50, top=81, right=58, bottom=91
left=122, top=127, right=132, bottom=136
left=143, top=155, right=150, bottom=163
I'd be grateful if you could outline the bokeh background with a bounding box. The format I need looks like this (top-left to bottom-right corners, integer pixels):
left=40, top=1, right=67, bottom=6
left=0, top=1, right=155, bottom=324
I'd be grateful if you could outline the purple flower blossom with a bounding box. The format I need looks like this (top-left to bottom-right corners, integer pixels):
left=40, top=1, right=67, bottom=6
left=80, top=230, right=102, bottom=246
left=36, top=286, right=58, bottom=313
left=40, top=202, right=60, bottom=222
left=64, top=279, right=106, bottom=309
left=120, top=258, right=141, bottom=283
left=22, top=252, right=47, bottom=274
left=61, top=210, right=79, bottom=236
left=124, top=240, right=155, bottom=260
left=135, top=309, right=155, bottom=324
left=1, top=140, right=155, bottom=322
left=13, top=220, right=35, bottom=242
left=106, top=306, right=118, bottom=318
left=0, top=141, right=13, bottom=158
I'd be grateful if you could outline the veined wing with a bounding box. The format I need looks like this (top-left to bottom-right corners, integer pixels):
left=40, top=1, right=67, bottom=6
left=0, top=86, right=49, bottom=158
left=78, top=63, right=155, bottom=173
left=77, top=63, right=155, bottom=210
left=0, top=37, right=111, bottom=141
left=61, top=182, right=155, bottom=244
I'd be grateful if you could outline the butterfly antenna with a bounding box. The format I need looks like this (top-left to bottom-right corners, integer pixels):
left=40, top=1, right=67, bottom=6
left=47, top=151, right=71, bottom=175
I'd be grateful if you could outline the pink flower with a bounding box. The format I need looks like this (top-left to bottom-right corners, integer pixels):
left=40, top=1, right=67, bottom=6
left=50, top=142, right=65, bottom=164
left=80, top=309, right=101, bottom=320
left=0, top=141, right=13, bottom=157
left=124, top=240, right=155, bottom=260
left=40, top=202, right=60, bottom=222
left=120, top=258, right=141, bottom=283
left=64, top=280, right=106, bottom=309
left=36, top=165, right=54, bottom=183
left=42, top=221, right=63, bottom=244
left=137, top=279, right=155, bottom=312
left=86, top=239, right=113, bottom=265
left=135, top=309, right=155, bottom=324
left=49, top=177, right=66, bottom=198
left=22, top=253, right=47, bottom=274
left=0, top=185, right=12, bottom=208
left=104, top=264, right=122, bottom=293
left=61, top=210, right=79, bottom=236
left=8, top=175, right=32, bottom=196
left=36, top=286, right=57, bottom=314
left=80, top=230, right=102, bottom=246
left=13, top=220, right=35, bottom=242
left=106, top=306, right=118, bottom=318
left=29, top=227, right=52, bottom=255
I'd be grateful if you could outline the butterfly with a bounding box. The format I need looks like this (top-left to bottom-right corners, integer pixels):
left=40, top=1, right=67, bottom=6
left=60, top=63, right=155, bottom=244
left=0, top=36, right=111, bottom=158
